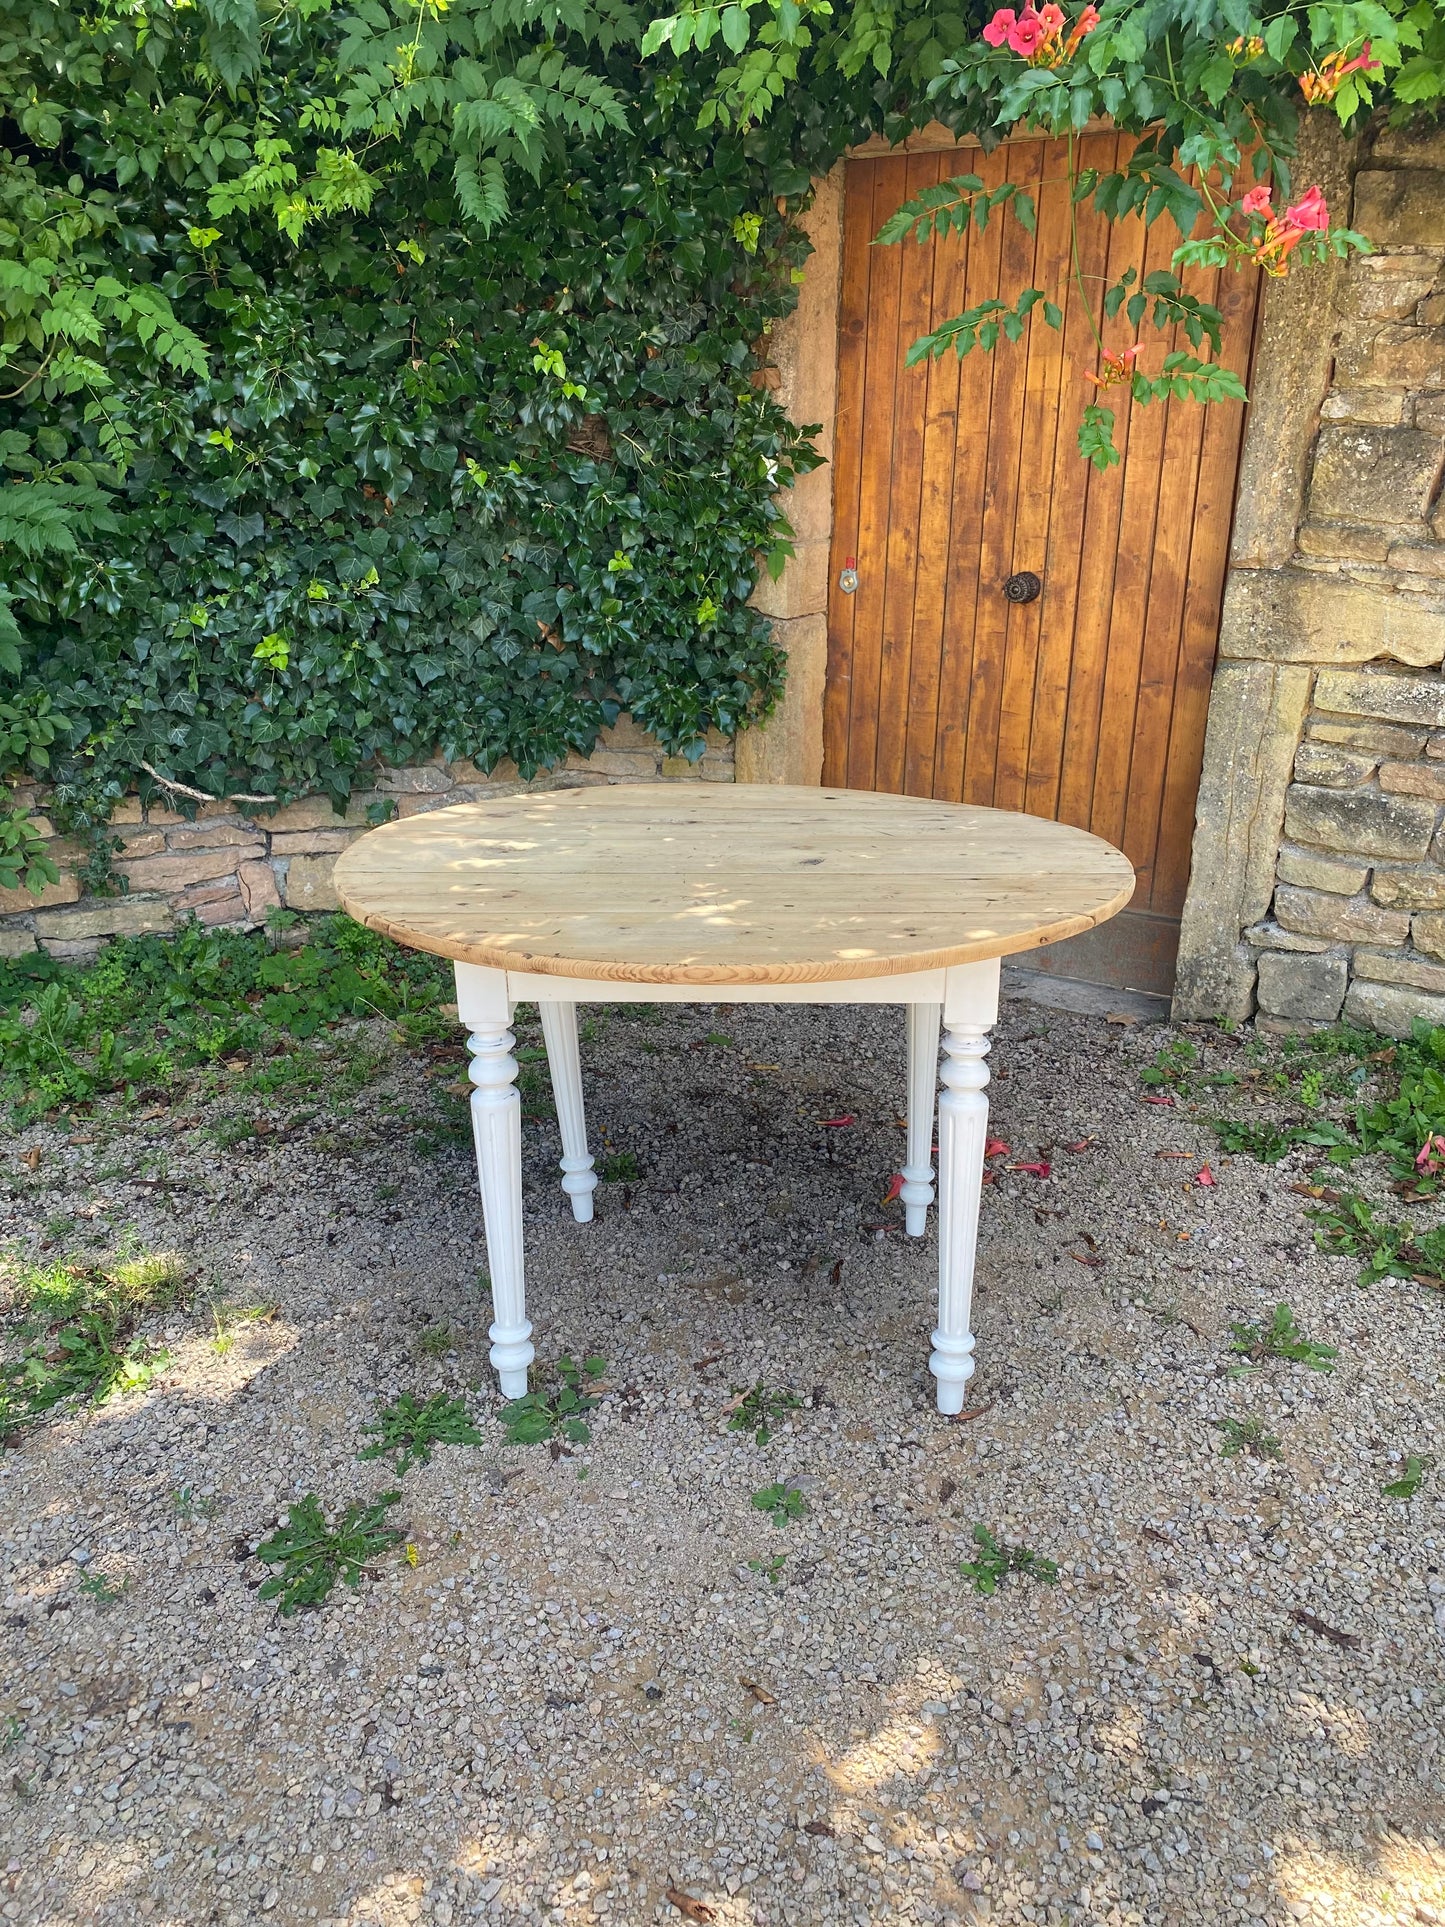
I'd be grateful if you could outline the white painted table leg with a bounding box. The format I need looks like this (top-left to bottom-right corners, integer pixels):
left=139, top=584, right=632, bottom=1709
left=931, top=963, right=999, bottom=1414
left=459, top=986, right=533, bottom=1400
left=902, top=1001, right=942, bottom=1236
left=539, top=1000, right=597, bottom=1223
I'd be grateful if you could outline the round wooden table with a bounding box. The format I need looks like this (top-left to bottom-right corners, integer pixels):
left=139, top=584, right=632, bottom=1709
left=336, top=784, right=1133, bottom=1411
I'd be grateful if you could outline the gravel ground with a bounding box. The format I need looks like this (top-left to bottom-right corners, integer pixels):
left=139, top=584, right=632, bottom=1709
left=1, top=990, right=1443, bottom=1927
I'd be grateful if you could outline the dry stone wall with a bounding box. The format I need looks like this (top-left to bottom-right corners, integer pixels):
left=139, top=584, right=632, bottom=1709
left=1177, top=118, right=1445, bottom=1036
left=0, top=719, right=732, bottom=963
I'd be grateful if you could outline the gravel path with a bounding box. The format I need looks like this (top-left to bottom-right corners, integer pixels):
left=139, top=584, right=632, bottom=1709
left=1, top=992, right=1442, bottom=1927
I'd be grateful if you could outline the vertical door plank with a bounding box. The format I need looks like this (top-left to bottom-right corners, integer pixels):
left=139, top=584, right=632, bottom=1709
left=1055, top=134, right=1144, bottom=835
left=931, top=141, right=1013, bottom=804
left=961, top=138, right=1047, bottom=808
left=992, top=133, right=1074, bottom=812
left=823, top=161, right=881, bottom=786
left=844, top=156, right=911, bottom=791
left=903, top=155, right=968, bottom=800
left=874, top=153, right=946, bottom=794
left=1023, top=128, right=1120, bottom=822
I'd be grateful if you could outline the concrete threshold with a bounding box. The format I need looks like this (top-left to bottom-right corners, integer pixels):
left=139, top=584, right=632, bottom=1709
left=1000, top=965, right=1171, bottom=1026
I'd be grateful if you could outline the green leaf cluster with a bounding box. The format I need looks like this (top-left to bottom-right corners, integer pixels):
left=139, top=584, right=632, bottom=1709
left=255, top=1490, right=405, bottom=1613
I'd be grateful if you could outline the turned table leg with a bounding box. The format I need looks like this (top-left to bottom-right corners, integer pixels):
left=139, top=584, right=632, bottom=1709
left=901, top=1001, right=942, bottom=1237
left=930, top=964, right=998, bottom=1414
left=539, top=1001, right=598, bottom=1223
left=466, top=1015, right=533, bottom=1400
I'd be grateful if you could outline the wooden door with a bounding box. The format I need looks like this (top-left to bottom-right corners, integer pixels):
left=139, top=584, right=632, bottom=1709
left=822, top=133, right=1261, bottom=994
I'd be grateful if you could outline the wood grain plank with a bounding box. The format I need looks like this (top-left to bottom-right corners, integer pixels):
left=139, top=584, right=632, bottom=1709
left=874, top=152, right=945, bottom=795
left=845, top=156, right=911, bottom=792
left=822, top=160, right=878, bottom=786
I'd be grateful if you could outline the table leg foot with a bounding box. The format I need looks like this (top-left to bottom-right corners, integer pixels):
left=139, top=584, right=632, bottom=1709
left=467, top=1019, right=534, bottom=1400
left=902, top=1001, right=942, bottom=1237
left=540, top=1001, right=597, bottom=1224
left=932, top=1006, right=991, bottom=1414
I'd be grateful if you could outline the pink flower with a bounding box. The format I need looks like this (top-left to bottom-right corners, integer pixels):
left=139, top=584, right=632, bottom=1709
left=1282, top=184, right=1328, bottom=232
left=1007, top=9, right=1047, bottom=55
left=1240, top=183, right=1272, bottom=218
left=1039, top=3, right=1065, bottom=30
left=982, top=7, right=1016, bottom=46
left=1417, top=1133, right=1445, bottom=1173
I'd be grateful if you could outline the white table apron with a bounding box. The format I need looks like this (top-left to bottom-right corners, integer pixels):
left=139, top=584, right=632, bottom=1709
left=454, top=955, right=1000, bottom=1415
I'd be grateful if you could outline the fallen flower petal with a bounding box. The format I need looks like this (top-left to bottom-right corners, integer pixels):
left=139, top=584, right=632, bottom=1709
left=881, top=1173, right=905, bottom=1204
left=1064, top=1138, right=1096, bottom=1153
left=984, top=1136, right=1011, bottom=1157
left=1196, top=1164, right=1217, bottom=1187
left=1008, top=1160, right=1052, bottom=1178
left=1141, top=1094, right=1175, bottom=1107
left=818, top=1114, right=856, bottom=1128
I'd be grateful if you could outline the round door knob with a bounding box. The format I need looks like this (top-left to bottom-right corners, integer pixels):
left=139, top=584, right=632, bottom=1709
left=1003, top=571, right=1042, bottom=604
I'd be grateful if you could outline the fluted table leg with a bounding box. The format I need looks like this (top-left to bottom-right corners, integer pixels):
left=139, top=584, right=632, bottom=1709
left=540, top=1001, right=597, bottom=1223
left=930, top=962, right=999, bottom=1413
left=466, top=1015, right=532, bottom=1399
left=901, top=1001, right=942, bottom=1236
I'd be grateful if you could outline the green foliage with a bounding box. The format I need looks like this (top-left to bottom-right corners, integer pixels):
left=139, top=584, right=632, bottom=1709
left=751, top=1479, right=807, bottom=1526
left=1383, top=1454, right=1429, bottom=1498
left=255, top=1490, right=405, bottom=1613
left=726, top=1380, right=801, bottom=1445
left=1215, top=1414, right=1282, bottom=1460
left=78, top=1570, right=129, bottom=1604
left=2, top=17, right=844, bottom=828
left=0, top=1246, right=187, bottom=1427
left=747, top=1551, right=787, bottom=1583
left=0, top=912, right=448, bottom=1122
left=1227, top=1302, right=1338, bottom=1374
left=600, top=1150, right=641, bottom=1182
left=1141, top=1037, right=1198, bottom=1089
left=501, top=1352, right=606, bottom=1446
left=958, top=1523, right=1059, bottom=1596
left=0, top=803, right=60, bottom=896
left=1306, top=1191, right=1415, bottom=1284
left=359, top=1391, right=483, bottom=1474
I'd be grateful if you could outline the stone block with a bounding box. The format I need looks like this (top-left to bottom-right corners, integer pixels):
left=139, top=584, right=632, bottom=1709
left=1297, top=523, right=1394, bottom=563
left=1309, top=426, right=1445, bottom=525
left=1354, top=946, right=1445, bottom=993
left=735, top=611, right=828, bottom=787
left=1273, top=883, right=1410, bottom=945
left=1371, top=124, right=1445, bottom=167
left=32, top=898, right=173, bottom=941
left=1413, top=910, right=1445, bottom=960
left=1282, top=783, right=1438, bottom=857
left=579, top=751, right=658, bottom=779
left=109, top=797, right=145, bottom=826
left=1418, top=395, right=1445, bottom=435
left=1243, top=920, right=1333, bottom=954
left=0, top=871, right=80, bottom=914
left=661, top=757, right=705, bottom=779
left=1292, top=741, right=1377, bottom=787
left=1220, top=571, right=1445, bottom=667
left=237, top=859, right=282, bottom=921
left=1344, top=976, right=1445, bottom=1036
left=0, top=928, right=37, bottom=958
left=1320, top=388, right=1410, bottom=426
left=1343, top=254, right=1442, bottom=320
left=268, top=829, right=360, bottom=856
left=1387, top=543, right=1445, bottom=578
left=1309, top=718, right=1428, bottom=756
left=282, top=854, right=340, bottom=911
left=1336, top=323, right=1445, bottom=391
left=373, top=763, right=453, bottom=795
left=1380, top=760, right=1445, bottom=799
left=187, top=892, right=247, bottom=928
left=1352, top=171, right=1445, bottom=249
left=1256, top=950, right=1348, bottom=1022
left=144, top=800, right=247, bottom=828
left=43, top=937, right=102, bottom=964
left=1275, top=846, right=1369, bottom=894
left=257, top=796, right=353, bottom=833
left=161, top=820, right=260, bottom=852
left=178, top=880, right=245, bottom=908
left=1371, top=866, right=1445, bottom=909
left=597, top=715, right=657, bottom=755
left=120, top=849, right=246, bottom=893
left=116, top=830, right=166, bottom=859
left=1422, top=295, right=1445, bottom=328
left=1430, top=731, right=1445, bottom=758
left=1314, top=669, right=1445, bottom=725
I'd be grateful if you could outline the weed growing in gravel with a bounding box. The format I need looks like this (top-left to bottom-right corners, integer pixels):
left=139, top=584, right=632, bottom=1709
left=1213, top=1119, right=1351, bottom=1165
left=209, top=1299, right=278, bottom=1357
left=413, top=1090, right=471, bottom=1158
left=752, top=1481, right=807, bottom=1527
left=1383, top=1455, right=1429, bottom=1498
left=416, top=1324, right=460, bottom=1358
left=360, top=1392, right=483, bottom=1474
left=255, top=1490, right=405, bottom=1613
left=1140, top=1039, right=1199, bottom=1091
left=748, top=1553, right=787, bottom=1584
left=1305, top=1191, right=1445, bottom=1288
left=958, top=1524, right=1059, bottom=1595
left=600, top=1151, right=640, bottom=1183
left=1227, top=1303, right=1337, bottom=1374
left=1215, top=1415, right=1283, bottom=1460
left=1, top=1247, right=186, bottom=1425
left=0, top=914, right=449, bottom=1123
left=502, top=1354, right=606, bottom=1449
left=726, top=1382, right=801, bottom=1446
left=174, top=1485, right=220, bottom=1521
left=79, top=1570, right=128, bottom=1604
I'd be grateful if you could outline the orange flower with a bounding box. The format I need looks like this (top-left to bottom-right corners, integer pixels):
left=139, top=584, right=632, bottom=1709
left=1083, top=344, right=1140, bottom=389
left=1300, top=41, right=1380, bottom=103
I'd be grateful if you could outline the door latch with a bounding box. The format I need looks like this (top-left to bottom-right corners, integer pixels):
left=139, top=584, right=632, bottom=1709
left=1003, top=570, right=1042, bottom=604
left=838, top=555, right=859, bottom=595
